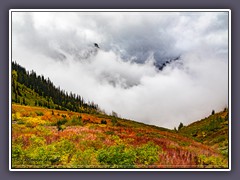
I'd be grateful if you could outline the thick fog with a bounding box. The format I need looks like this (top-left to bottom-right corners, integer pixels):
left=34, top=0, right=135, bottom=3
left=12, top=11, right=229, bottom=129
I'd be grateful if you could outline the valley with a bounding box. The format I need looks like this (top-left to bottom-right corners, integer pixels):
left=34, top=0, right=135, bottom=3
left=11, top=62, right=229, bottom=169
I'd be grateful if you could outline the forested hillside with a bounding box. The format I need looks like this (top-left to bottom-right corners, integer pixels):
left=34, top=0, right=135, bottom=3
left=12, top=62, right=99, bottom=114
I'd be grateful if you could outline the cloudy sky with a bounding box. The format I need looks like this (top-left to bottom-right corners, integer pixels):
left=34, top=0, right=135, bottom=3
left=11, top=10, right=229, bottom=129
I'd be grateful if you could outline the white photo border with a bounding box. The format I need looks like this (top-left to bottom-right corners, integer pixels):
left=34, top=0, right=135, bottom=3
left=9, top=9, right=231, bottom=171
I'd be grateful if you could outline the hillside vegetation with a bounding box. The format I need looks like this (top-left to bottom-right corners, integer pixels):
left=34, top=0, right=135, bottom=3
left=12, top=104, right=228, bottom=168
left=12, top=62, right=99, bottom=113
left=179, top=110, right=229, bottom=158
left=11, top=62, right=229, bottom=169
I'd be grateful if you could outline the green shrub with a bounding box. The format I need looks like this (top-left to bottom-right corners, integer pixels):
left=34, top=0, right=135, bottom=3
left=197, top=155, right=227, bottom=168
left=54, top=139, right=76, bottom=162
left=17, top=120, right=25, bottom=125
left=56, top=118, right=67, bottom=131
left=35, top=111, right=44, bottom=116
left=178, top=141, right=190, bottom=147
left=30, top=135, right=46, bottom=147
left=218, top=146, right=228, bottom=157
left=12, top=145, right=25, bottom=165
left=97, top=144, right=136, bottom=168
left=66, top=116, right=83, bottom=126
left=135, top=142, right=160, bottom=165
left=97, top=139, right=160, bottom=168
left=23, top=139, right=76, bottom=167
left=105, top=131, right=115, bottom=135
left=136, top=132, right=144, bottom=137
left=206, top=119, right=221, bottom=132
left=72, top=148, right=99, bottom=168
left=35, top=126, right=52, bottom=136
left=111, top=118, right=118, bottom=126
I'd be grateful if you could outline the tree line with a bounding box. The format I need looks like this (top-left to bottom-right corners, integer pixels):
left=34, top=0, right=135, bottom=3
left=12, top=61, right=99, bottom=113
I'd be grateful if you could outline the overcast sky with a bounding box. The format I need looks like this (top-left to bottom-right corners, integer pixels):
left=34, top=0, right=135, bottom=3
left=11, top=11, right=229, bottom=129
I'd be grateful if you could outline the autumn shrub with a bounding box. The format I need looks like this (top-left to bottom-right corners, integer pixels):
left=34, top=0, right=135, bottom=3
left=61, top=114, right=67, bottom=118
left=53, top=139, right=76, bottom=164
left=178, top=141, right=190, bottom=147
left=56, top=118, right=67, bottom=131
left=197, top=155, right=227, bottom=168
left=24, top=117, right=46, bottom=128
left=78, top=138, right=103, bottom=151
left=210, top=135, right=226, bottom=144
left=35, top=126, right=52, bottom=136
left=30, top=135, right=46, bottom=147
left=17, top=120, right=25, bottom=125
left=12, top=112, right=21, bottom=121
left=70, top=134, right=83, bottom=143
left=71, top=148, right=99, bottom=168
left=66, top=116, right=83, bottom=126
left=12, top=145, right=25, bottom=166
left=219, top=147, right=228, bottom=157
left=135, top=142, right=160, bottom=166
left=12, top=112, right=26, bottom=125
left=206, top=119, right=220, bottom=132
left=97, top=144, right=136, bottom=168
left=24, top=145, right=58, bottom=167
left=111, top=118, right=118, bottom=126
left=111, top=135, right=124, bottom=145
left=21, top=111, right=31, bottom=117
left=136, top=132, right=144, bottom=137
left=35, top=111, right=44, bottom=116
left=105, top=131, right=115, bottom=135
left=148, top=132, right=163, bottom=138
left=20, top=139, right=76, bottom=168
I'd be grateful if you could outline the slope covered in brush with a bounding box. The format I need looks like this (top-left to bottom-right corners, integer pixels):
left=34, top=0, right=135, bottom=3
left=178, top=110, right=229, bottom=157
left=11, top=104, right=228, bottom=168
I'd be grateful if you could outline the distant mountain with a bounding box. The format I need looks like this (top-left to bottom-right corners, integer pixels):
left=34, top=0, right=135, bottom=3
left=155, top=55, right=181, bottom=70
left=56, top=43, right=99, bottom=61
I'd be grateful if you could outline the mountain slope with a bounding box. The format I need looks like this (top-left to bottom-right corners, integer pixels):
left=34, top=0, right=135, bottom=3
left=12, top=78, right=59, bottom=109
left=178, top=110, right=229, bottom=157
left=11, top=104, right=228, bottom=169
left=11, top=62, right=229, bottom=169
left=12, top=62, right=99, bottom=114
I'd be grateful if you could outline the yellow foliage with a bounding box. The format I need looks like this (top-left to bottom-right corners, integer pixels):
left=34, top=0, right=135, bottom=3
left=12, top=112, right=21, bottom=121
left=24, top=117, right=46, bottom=127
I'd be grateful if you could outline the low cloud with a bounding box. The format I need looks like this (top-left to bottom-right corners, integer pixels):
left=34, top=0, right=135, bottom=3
left=12, top=11, right=229, bottom=128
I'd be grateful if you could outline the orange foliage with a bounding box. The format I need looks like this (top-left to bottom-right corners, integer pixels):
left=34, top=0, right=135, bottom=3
left=11, top=104, right=227, bottom=168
